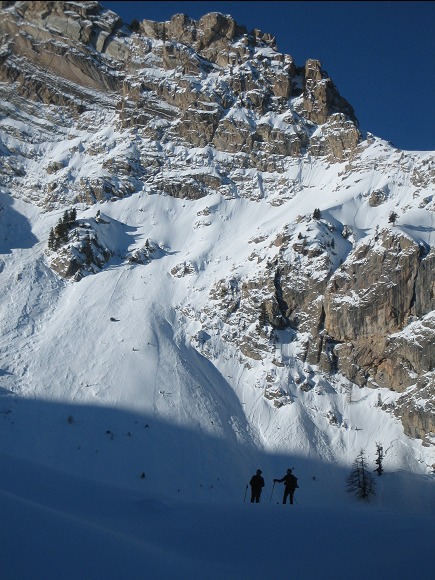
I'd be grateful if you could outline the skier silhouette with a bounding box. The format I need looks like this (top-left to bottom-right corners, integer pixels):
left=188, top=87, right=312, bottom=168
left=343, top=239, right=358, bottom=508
left=274, top=468, right=298, bottom=504
left=249, top=469, right=265, bottom=503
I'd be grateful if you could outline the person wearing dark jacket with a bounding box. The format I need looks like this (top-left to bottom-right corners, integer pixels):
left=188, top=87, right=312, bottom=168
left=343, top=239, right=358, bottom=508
left=274, top=468, right=298, bottom=504
left=250, top=469, right=265, bottom=503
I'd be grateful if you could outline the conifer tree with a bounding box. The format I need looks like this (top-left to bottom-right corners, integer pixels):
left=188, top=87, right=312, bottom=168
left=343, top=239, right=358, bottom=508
left=374, top=443, right=384, bottom=476
left=48, top=228, right=56, bottom=250
left=347, top=449, right=376, bottom=500
left=82, top=235, right=94, bottom=265
left=389, top=211, right=398, bottom=226
left=258, top=301, right=268, bottom=328
left=54, top=222, right=68, bottom=245
left=313, top=208, right=322, bottom=220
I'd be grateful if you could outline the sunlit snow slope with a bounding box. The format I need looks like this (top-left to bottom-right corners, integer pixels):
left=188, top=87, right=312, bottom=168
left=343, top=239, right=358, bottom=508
left=0, top=138, right=434, bottom=508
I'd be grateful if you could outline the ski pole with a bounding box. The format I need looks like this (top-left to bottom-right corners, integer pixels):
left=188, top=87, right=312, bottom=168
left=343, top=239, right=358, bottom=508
left=244, top=484, right=248, bottom=503
left=269, top=481, right=275, bottom=503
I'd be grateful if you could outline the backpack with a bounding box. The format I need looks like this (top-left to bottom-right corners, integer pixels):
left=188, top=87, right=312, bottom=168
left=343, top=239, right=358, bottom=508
left=288, top=474, right=298, bottom=489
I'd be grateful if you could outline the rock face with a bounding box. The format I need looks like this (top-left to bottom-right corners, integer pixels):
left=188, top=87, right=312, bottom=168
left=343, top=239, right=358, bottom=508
left=0, top=1, right=434, bottom=444
left=0, top=1, right=122, bottom=106
left=0, top=2, right=360, bottom=169
left=200, top=220, right=435, bottom=443
left=303, top=59, right=355, bottom=124
left=323, top=232, right=432, bottom=385
left=0, top=0, right=365, bottom=211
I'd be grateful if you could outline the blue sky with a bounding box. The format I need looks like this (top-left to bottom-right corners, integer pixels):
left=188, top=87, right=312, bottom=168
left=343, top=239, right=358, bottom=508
left=101, top=1, right=434, bottom=151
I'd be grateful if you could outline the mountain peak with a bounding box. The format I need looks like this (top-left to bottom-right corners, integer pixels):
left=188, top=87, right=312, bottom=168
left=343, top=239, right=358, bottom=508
left=0, top=0, right=359, bottom=159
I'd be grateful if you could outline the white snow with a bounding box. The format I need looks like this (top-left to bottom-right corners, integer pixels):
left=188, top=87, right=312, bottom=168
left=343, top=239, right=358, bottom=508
left=1, top=171, right=434, bottom=576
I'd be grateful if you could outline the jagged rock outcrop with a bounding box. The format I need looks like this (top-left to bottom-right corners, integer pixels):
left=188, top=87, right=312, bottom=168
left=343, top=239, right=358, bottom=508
left=302, top=59, right=356, bottom=125
left=393, top=373, right=435, bottom=443
left=46, top=212, right=113, bottom=280
left=323, top=231, right=433, bottom=388
left=199, top=223, right=434, bottom=440
left=0, top=0, right=361, bottom=201
left=0, top=1, right=123, bottom=110
left=256, top=228, right=433, bottom=398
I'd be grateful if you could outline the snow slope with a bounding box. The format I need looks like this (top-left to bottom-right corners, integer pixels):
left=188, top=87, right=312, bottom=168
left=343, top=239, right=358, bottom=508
left=1, top=150, right=435, bottom=575
left=1, top=175, right=434, bottom=490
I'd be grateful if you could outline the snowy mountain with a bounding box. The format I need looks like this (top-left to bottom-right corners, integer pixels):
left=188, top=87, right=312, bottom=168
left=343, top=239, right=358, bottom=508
left=0, top=2, right=434, bottom=577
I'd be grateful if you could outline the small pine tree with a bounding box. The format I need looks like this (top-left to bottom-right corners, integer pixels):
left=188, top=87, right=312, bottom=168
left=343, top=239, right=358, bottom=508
left=60, top=208, right=77, bottom=226
left=82, top=235, right=94, bottom=265
left=347, top=449, right=376, bottom=500
left=313, top=208, right=322, bottom=220
left=54, top=222, right=68, bottom=245
left=389, top=211, right=398, bottom=226
left=130, top=19, right=141, bottom=33
left=374, top=443, right=384, bottom=476
left=48, top=228, right=56, bottom=250
left=258, top=301, right=268, bottom=328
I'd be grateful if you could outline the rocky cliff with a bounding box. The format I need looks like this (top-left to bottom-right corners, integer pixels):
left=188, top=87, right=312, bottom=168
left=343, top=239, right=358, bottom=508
left=0, top=1, right=434, bottom=444
left=0, top=1, right=360, bottom=204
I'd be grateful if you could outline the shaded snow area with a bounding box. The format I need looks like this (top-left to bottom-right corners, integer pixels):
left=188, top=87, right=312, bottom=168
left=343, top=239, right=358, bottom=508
left=0, top=141, right=434, bottom=576
left=1, top=453, right=433, bottom=580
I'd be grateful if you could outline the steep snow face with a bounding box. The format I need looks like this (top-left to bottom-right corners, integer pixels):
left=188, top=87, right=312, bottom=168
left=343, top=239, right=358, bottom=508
left=0, top=157, right=434, bottom=506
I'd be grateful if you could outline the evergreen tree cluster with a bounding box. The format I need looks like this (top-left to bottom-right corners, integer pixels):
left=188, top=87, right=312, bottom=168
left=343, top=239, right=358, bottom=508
left=48, top=209, right=77, bottom=251
left=347, top=448, right=378, bottom=500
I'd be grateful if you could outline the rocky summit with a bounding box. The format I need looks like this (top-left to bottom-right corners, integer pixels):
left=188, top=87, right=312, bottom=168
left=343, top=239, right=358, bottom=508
left=0, top=0, right=434, bottom=473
